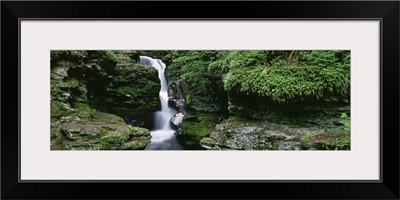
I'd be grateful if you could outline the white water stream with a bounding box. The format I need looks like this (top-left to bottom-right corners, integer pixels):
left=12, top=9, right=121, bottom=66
left=138, top=56, right=183, bottom=150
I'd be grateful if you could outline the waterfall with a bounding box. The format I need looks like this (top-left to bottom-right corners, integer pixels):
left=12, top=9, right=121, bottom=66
left=138, top=56, right=183, bottom=150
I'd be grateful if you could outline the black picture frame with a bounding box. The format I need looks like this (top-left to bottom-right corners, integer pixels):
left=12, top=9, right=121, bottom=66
left=1, top=1, right=399, bottom=199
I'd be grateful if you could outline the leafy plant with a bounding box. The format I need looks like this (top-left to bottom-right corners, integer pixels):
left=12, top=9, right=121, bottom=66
left=320, top=134, right=350, bottom=150
left=340, top=113, right=351, bottom=129
left=219, top=50, right=350, bottom=103
left=152, top=50, right=350, bottom=105
left=185, top=94, right=191, bottom=105
left=300, top=133, right=350, bottom=150
left=105, top=50, right=120, bottom=63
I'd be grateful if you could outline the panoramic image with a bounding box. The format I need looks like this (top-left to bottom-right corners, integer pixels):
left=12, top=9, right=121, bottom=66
left=51, top=50, right=350, bottom=150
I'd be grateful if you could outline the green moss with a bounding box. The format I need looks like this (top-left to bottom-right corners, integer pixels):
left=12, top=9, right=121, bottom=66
left=71, top=103, right=97, bottom=120
left=105, top=50, right=120, bottom=63
left=185, top=94, right=191, bottom=105
left=340, top=113, right=350, bottom=131
left=101, top=134, right=128, bottom=144
left=257, top=141, right=277, bottom=150
left=51, top=100, right=63, bottom=120
left=182, top=123, right=212, bottom=141
left=300, top=133, right=350, bottom=150
left=50, top=79, right=65, bottom=101
left=64, top=78, right=80, bottom=88
left=51, top=112, right=151, bottom=150
left=51, top=50, right=88, bottom=67
left=180, top=113, right=220, bottom=148
left=96, top=112, right=124, bottom=124
left=121, top=139, right=150, bottom=150
left=128, top=125, right=138, bottom=133
left=99, top=130, right=130, bottom=150
left=51, top=100, right=70, bottom=121
left=50, top=138, right=65, bottom=150
left=96, top=141, right=114, bottom=150
left=99, top=126, right=110, bottom=135
left=104, top=86, right=160, bottom=111
left=51, top=79, right=61, bottom=90
left=100, top=64, right=161, bottom=112
left=299, top=113, right=350, bottom=150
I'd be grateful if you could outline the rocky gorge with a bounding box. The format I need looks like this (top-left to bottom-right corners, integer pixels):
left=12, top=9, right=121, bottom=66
left=51, top=50, right=160, bottom=150
left=198, top=93, right=350, bottom=150
left=51, top=50, right=351, bottom=151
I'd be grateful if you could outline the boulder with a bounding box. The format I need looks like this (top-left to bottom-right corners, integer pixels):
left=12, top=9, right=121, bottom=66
left=178, top=112, right=220, bottom=149
left=52, top=112, right=151, bottom=150
left=200, top=113, right=350, bottom=151
left=199, top=116, right=344, bottom=150
left=167, top=81, right=189, bottom=130
left=168, top=81, right=186, bottom=111
left=170, top=112, right=186, bottom=127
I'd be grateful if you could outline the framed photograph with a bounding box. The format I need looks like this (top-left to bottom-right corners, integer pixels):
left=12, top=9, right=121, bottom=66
left=2, top=1, right=399, bottom=199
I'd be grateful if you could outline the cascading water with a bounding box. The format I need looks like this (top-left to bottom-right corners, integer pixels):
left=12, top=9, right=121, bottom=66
left=138, top=56, right=183, bottom=150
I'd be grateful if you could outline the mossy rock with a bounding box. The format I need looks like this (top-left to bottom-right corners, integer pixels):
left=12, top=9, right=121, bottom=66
left=51, top=112, right=151, bottom=150
left=179, top=113, right=220, bottom=149
left=96, top=64, right=161, bottom=112
left=200, top=116, right=312, bottom=150
left=300, top=133, right=350, bottom=150
left=50, top=50, right=162, bottom=150
left=51, top=100, right=70, bottom=121
left=121, top=138, right=151, bottom=150
left=70, top=103, right=97, bottom=120
left=50, top=50, right=161, bottom=137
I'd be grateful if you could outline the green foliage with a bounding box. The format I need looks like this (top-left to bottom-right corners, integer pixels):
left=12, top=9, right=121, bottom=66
left=102, top=64, right=160, bottom=111
left=170, top=51, right=226, bottom=112
left=51, top=50, right=88, bottom=67
left=172, top=51, right=220, bottom=87
left=301, top=134, right=315, bottom=143
left=162, top=50, right=350, bottom=107
left=185, top=94, right=191, bottom=105
left=218, top=50, right=350, bottom=103
left=340, top=113, right=351, bottom=128
left=299, top=50, right=350, bottom=69
left=321, top=134, right=350, bottom=150
left=51, top=100, right=68, bottom=121
left=105, top=50, right=120, bottom=63
left=64, top=78, right=80, bottom=88
left=300, top=113, right=350, bottom=150
left=300, top=133, right=350, bottom=150
left=269, top=56, right=286, bottom=67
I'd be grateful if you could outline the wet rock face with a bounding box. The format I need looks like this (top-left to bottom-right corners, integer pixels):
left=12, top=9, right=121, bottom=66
left=198, top=93, right=350, bottom=150
left=227, top=93, right=350, bottom=128
left=167, top=81, right=188, bottom=128
left=170, top=112, right=185, bottom=127
left=168, top=81, right=186, bottom=111
left=98, top=64, right=161, bottom=114
left=199, top=116, right=343, bottom=150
